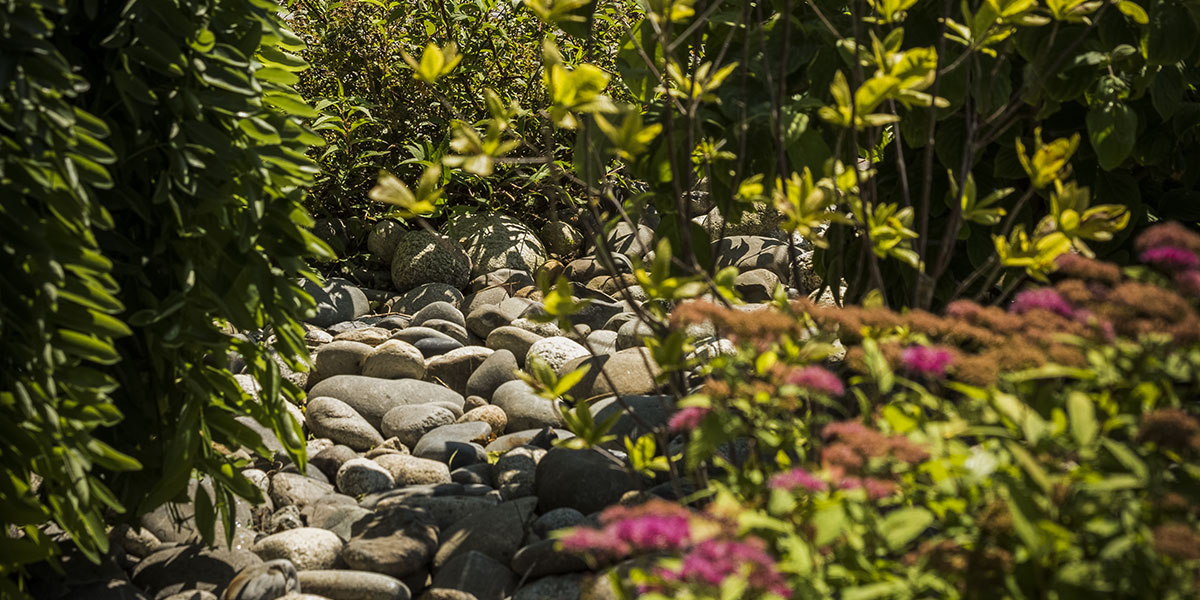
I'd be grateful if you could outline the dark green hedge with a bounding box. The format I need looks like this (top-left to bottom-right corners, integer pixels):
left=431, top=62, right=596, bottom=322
left=1, top=0, right=330, bottom=591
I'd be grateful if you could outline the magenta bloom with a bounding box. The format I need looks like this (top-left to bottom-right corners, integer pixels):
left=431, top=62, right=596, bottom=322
left=1009, top=288, right=1075, bottom=318
left=669, top=406, right=710, bottom=432
left=787, top=365, right=845, bottom=396
left=665, top=539, right=791, bottom=598
left=610, top=514, right=691, bottom=551
left=559, top=526, right=630, bottom=558
left=900, top=345, right=954, bottom=377
left=768, top=467, right=828, bottom=493
left=1141, top=246, right=1200, bottom=272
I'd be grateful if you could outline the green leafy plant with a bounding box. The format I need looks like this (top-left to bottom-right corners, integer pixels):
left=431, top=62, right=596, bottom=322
left=1, top=0, right=331, bottom=593
left=557, top=221, right=1200, bottom=598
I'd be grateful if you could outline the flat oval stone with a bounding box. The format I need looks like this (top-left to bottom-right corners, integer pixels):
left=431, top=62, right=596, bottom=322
left=372, top=454, right=453, bottom=487
left=297, top=570, right=411, bottom=600
left=251, top=528, right=343, bottom=571
left=308, top=376, right=465, bottom=431
left=411, top=301, right=467, bottom=329
left=414, top=336, right=464, bottom=357
left=381, top=405, right=458, bottom=449
left=306, top=396, right=384, bottom=451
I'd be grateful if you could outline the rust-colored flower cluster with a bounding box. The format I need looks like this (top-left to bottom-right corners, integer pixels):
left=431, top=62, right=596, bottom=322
left=1152, top=522, right=1200, bottom=561
left=819, top=420, right=927, bottom=499
left=1137, top=409, right=1200, bottom=454
left=787, top=223, right=1200, bottom=385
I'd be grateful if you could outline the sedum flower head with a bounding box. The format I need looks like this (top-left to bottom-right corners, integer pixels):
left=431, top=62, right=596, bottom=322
left=669, top=406, right=710, bottom=432
left=786, top=365, right=845, bottom=396
left=1140, top=246, right=1200, bottom=272
left=768, top=467, right=828, bottom=493
left=1009, top=287, right=1075, bottom=318
left=900, top=345, right=954, bottom=377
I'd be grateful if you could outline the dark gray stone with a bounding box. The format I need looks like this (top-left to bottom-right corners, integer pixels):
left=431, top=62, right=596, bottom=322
left=311, top=445, right=359, bottom=482
left=429, top=551, right=517, bottom=600
left=432, top=497, right=538, bottom=569
left=464, top=349, right=519, bottom=401
left=415, top=337, right=464, bottom=357
left=131, top=545, right=262, bottom=599
left=343, top=508, right=439, bottom=579
left=535, top=448, right=635, bottom=514
left=510, top=539, right=589, bottom=579
left=413, top=423, right=492, bottom=467
left=302, top=278, right=370, bottom=328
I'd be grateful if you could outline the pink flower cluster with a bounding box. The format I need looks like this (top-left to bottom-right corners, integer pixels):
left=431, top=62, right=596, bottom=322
left=561, top=500, right=791, bottom=597
left=656, top=538, right=792, bottom=598
left=786, top=365, right=845, bottom=396
left=900, top=345, right=954, bottom=377
left=1140, top=246, right=1200, bottom=272
left=1135, top=222, right=1200, bottom=297
left=1009, top=287, right=1075, bottom=318
left=669, top=406, right=710, bottom=432
left=768, top=467, right=828, bottom=493
left=559, top=499, right=692, bottom=559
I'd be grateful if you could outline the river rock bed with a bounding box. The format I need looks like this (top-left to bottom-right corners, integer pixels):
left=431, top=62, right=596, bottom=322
left=30, top=224, right=825, bottom=600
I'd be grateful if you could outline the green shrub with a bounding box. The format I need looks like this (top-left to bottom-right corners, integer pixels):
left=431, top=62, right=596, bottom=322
left=380, top=0, right=1199, bottom=311
left=1, top=0, right=330, bottom=591
left=0, top=2, right=140, bottom=592
left=288, top=0, right=630, bottom=220
left=557, top=221, right=1200, bottom=597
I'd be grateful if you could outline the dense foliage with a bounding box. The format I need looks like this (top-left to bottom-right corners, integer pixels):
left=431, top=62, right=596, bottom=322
left=559, top=222, right=1200, bottom=598
left=286, top=0, right=634, bottom=220
left=1, top=0, right=330, bottom=591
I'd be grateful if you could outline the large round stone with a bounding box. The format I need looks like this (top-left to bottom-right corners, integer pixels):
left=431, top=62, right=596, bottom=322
left=429, top=551, right=517, bottom=600
left=131, top=545, right=263, bottom=599
left=426, top=346, right=493, bottom=396
left=385, top=283, right=464, bottom=315
left=442, top=213, right=548, bottom=278
left=343, top=508, right=439, bottom=579
left=711, top=235, right=791, bottom=279
left=557, top=347, right=661, bottom=399
left=390, top=230, right=471, bottom=293
left=534, top=448, right=636, bottom=514
left=308, top=376, right=465, bottom=431
left=432, top=497, right=538, bottom=569
left=368, top=219, right=406, bottom=263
